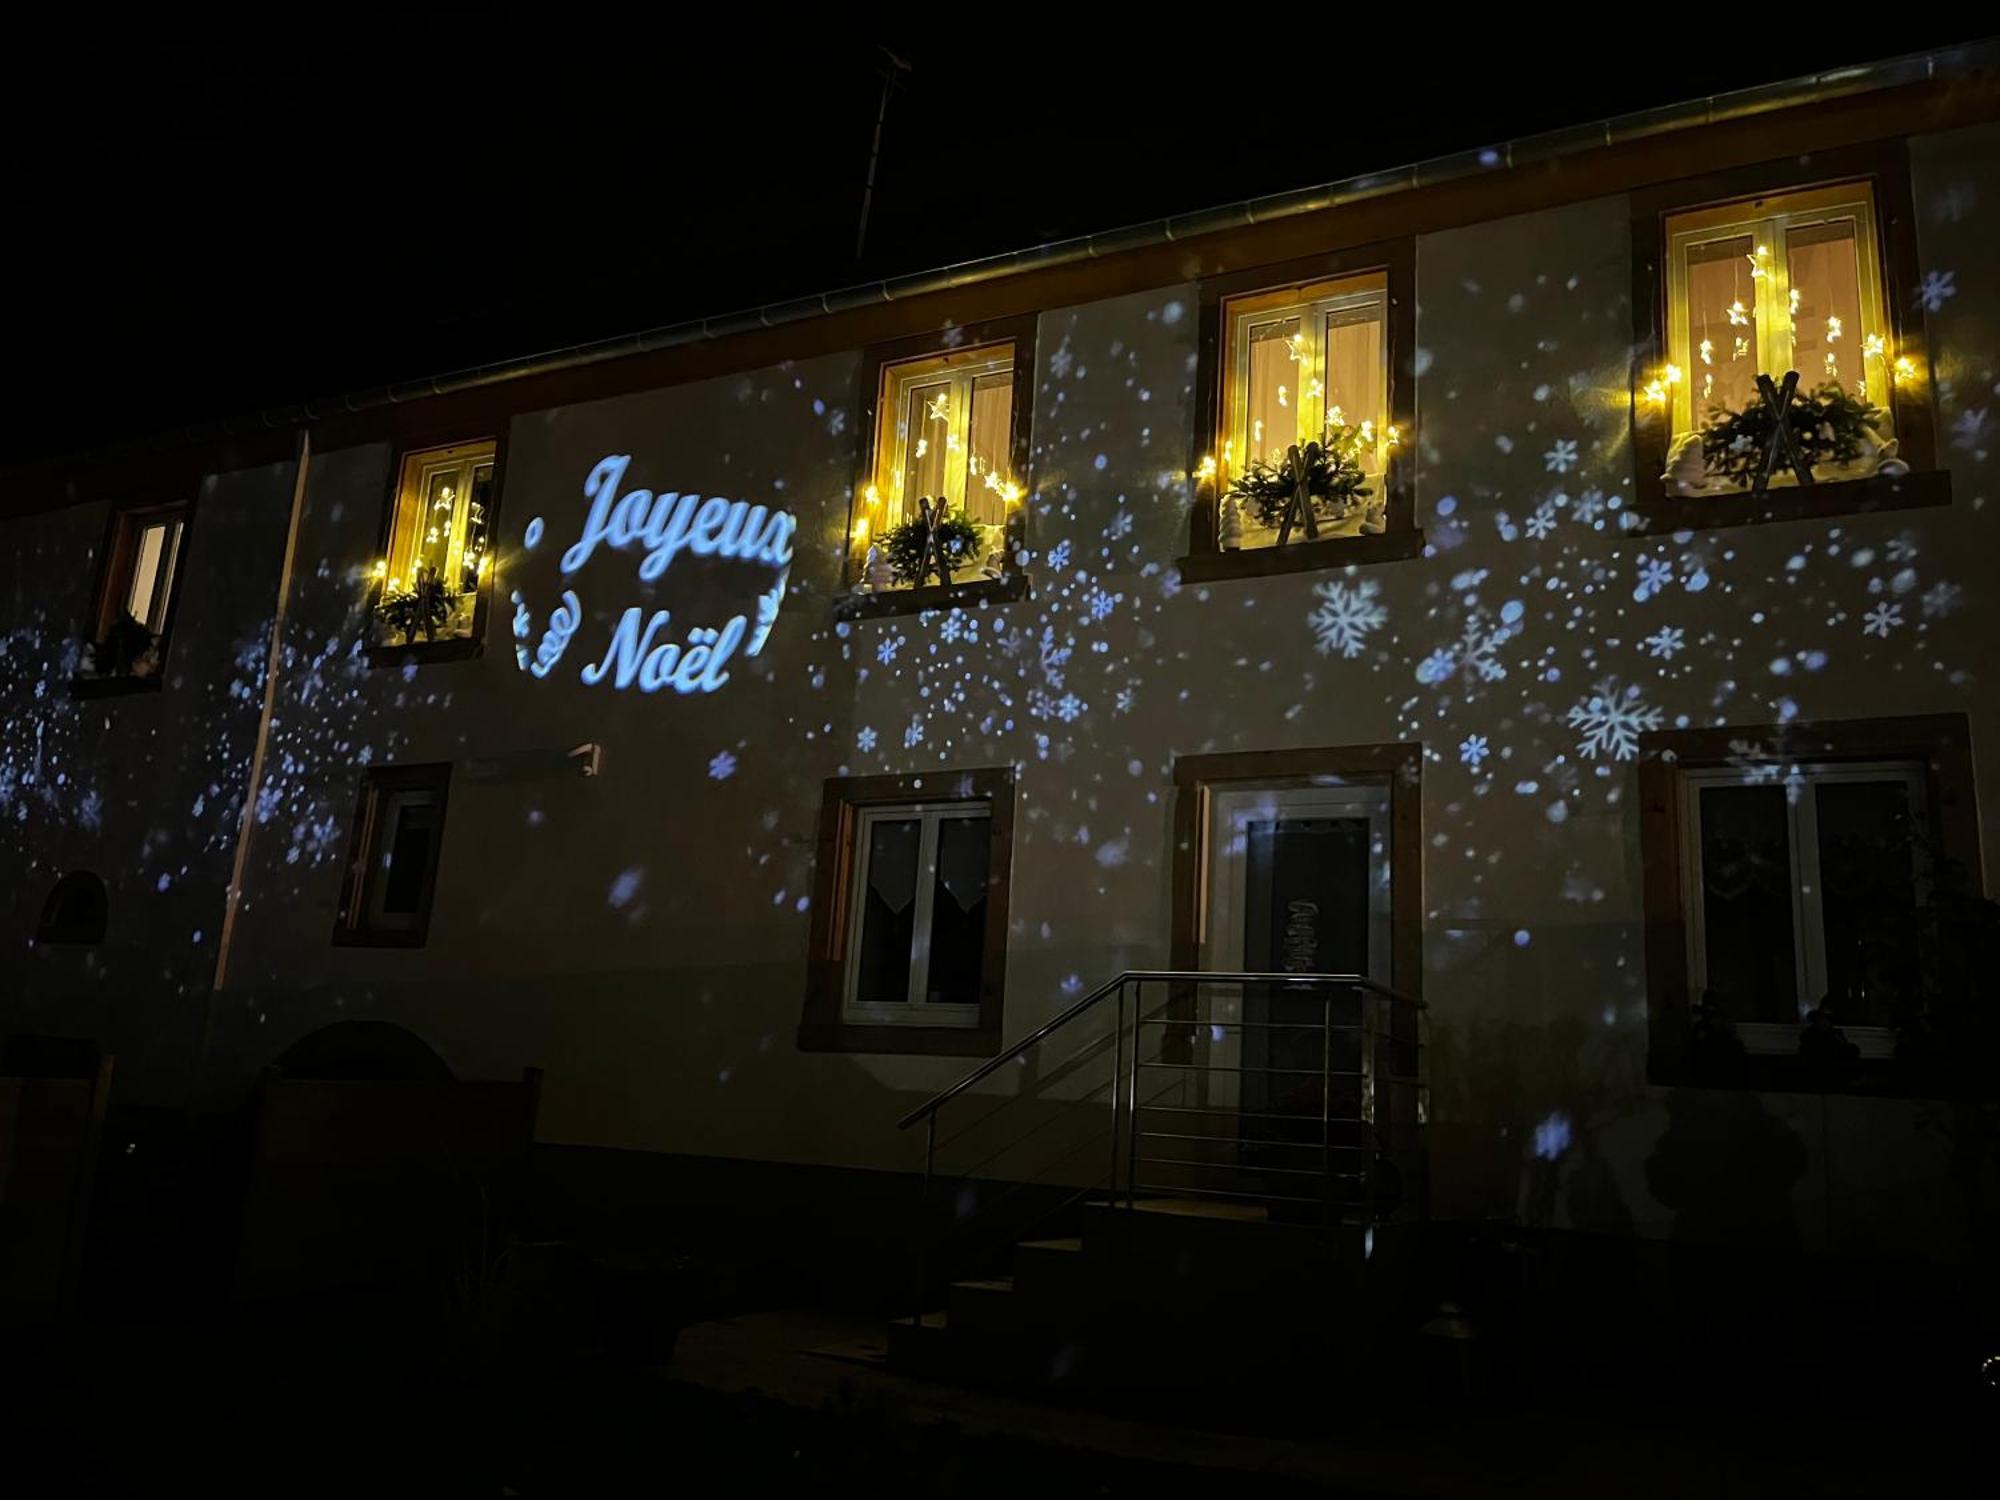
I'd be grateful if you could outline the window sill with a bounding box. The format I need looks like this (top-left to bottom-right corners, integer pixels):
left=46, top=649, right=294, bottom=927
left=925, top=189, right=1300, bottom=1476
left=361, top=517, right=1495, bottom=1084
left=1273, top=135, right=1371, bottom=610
left=797, top=1022, right=999, bottom=1058
left=833, top=570, right=1030, bottom=623
left=1177, top=528, right=1426, bottom=584
left=364, top=636, right=485, bottom=670
left=1630, top=468, right=1951, bottom=538
left=70, top=674, right=164, bottom=700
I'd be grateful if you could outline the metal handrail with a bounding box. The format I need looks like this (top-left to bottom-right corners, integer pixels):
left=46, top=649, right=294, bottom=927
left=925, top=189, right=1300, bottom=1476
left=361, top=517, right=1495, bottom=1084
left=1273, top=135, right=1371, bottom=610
left=895, top=970, right=1420, bottom=1131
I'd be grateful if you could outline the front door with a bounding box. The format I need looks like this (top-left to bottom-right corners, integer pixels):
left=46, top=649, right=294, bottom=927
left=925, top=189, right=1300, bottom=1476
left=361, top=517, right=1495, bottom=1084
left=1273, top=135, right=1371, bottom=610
left=1199, top=780, right=1392, bottom=1120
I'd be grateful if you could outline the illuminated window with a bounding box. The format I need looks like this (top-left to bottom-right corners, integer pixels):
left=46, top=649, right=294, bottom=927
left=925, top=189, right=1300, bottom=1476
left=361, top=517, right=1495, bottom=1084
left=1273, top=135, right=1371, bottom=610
left=1679, top=760, right=1928, bottom=1056
left=1219, top=270, right=1391, bottom=548
left=83, top=499, right=189, bottom=683
left=858, top=342, right=1019, bottom=586
left=371, top=439, right=497, bottom=649
left=801, top=769, right=1015, bottom=1055
left=1663, top=182, right=1893, bottom=481
left=334, top=764, right=452, bottom=947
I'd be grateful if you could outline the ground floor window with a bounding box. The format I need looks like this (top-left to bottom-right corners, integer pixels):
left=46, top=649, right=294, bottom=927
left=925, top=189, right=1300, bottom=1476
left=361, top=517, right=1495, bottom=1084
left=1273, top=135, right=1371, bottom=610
left=800, top=768, right=1014, bottom=1056
left=1681, top=760, right=1926, bottom=1054
left=1638, top=714, right=1980, bottom=1084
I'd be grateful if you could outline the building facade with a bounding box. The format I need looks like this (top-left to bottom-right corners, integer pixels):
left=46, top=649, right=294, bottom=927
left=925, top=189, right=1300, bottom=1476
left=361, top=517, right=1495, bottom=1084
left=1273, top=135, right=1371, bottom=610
left=5, top=54, right=1998, bottom=1271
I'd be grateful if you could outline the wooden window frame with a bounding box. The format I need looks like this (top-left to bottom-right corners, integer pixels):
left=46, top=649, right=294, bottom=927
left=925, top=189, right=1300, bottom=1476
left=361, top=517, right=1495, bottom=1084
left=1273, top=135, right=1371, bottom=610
left=364, top=434, right=508, bottom=669
left=1182, top=240, right=1421, bottom=584
left=332, top=762, right=453, bottom=948
left=838, top=315, right=1038, bottom=623
left=1169, top=744, right=1424, bottom=998
left=800, top=767, right=1016, bottom=1056
left=73, top=493, right=195, bottom=700
left=1628, top=141, right=1949, bottom=537
left=1638, top=714, right=1979, bottom=1094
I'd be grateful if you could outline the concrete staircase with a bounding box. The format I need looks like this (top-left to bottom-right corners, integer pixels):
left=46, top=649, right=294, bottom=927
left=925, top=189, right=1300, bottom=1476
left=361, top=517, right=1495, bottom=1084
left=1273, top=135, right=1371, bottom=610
left=890, top=1196, right=1410, bottom=1393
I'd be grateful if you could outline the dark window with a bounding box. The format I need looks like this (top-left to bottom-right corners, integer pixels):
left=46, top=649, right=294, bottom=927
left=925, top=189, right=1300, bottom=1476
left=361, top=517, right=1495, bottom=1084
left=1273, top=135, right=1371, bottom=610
left=1683, top=762, right=1927, bottom=1044
left=1638, top=714, right=1980, bottom=1091
left=334, top=763, right=452, bottom=947
left=800, top=769, right=1015, bottom=1056
left=80, top=499, right=190, bottom=688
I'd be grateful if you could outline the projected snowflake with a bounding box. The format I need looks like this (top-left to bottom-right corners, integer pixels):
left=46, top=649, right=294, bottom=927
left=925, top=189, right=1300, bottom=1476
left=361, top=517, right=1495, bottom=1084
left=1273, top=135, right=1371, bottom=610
left=1566, top=679, right=1664, bottom=761
left=1308, top=578, right=1386, bottom=658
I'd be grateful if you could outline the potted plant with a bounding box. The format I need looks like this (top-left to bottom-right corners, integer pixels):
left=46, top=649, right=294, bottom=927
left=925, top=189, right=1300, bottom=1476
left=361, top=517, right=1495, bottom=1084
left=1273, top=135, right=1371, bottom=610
left=377, top=566, right=457, bottom=644
left=1695, top=378, right=1896, bottom=492
left=882, top=497, right=987, bottom=588
left=1222, top=420, right=1378, bottom=545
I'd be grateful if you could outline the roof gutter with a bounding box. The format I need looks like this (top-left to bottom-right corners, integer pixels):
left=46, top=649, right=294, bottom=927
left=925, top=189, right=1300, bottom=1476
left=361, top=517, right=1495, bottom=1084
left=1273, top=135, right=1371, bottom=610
left=39, top=39, right=2000, bottom=464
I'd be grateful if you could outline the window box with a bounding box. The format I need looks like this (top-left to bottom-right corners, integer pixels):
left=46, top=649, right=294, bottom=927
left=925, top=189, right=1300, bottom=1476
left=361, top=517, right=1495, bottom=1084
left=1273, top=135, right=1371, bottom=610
left=1182, top=240, right=1419, bottom=583
left=365, top=439, right=503, bottom=667
left=799, top=768, right=1015, bottom=1056
left=73, top=496, right=192, bottom=696
left=845, top=318, right=1037, bottom=621
left=1637, top=715, right=1980, bottom=1095
left=1629, top=144, right=1944, bottom=530
left=333, top=763, right=453, bottom=947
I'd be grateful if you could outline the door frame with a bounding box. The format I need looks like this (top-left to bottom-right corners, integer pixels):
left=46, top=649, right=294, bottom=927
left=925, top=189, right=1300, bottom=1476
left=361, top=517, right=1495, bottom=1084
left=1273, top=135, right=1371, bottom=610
left=1170, top=744, right=1424, bottom=998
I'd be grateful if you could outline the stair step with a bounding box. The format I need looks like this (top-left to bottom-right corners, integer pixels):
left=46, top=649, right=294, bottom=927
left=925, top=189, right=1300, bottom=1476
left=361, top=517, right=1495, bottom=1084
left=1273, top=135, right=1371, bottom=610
left=1011, top=1237, right=1089, bottom=1299
left=885, top=1309, right=951, bottom=1376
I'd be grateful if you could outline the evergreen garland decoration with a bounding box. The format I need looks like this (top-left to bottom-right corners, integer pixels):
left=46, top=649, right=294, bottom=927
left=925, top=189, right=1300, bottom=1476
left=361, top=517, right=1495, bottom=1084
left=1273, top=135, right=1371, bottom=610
left=377, top=568, right=458, bottom=643
left=882, top=500, right=986, bottom=586
left=1698, top=378, right=1884, bottom=490
left=1223, top=423, right=1374, bottom=536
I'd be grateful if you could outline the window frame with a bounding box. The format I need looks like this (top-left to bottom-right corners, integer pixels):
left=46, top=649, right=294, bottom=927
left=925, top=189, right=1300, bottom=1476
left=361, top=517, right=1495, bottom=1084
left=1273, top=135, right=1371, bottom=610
left=841, top=799, right=994, bottom=1030
left=1678, top=758, right=1930, bottom=1059
left=1170, top=743, right=1423, bottom=996
left=365, top=434, right=507, bottom=668
left=1638, top=714, right=1980, bottom=1093
left=1184, top=239, right=1420, bottom=584
left=333, top=762, right=453, bottom=948
left=1629, top=142, right=1947, bottom=535
left=842, top=316, right=1038, bottom=623
left=1663, top=181, right=1893, bottom=456
left=74, top=493, right=196, bottom=699
left=800, top=768, right=1016, bottom=1056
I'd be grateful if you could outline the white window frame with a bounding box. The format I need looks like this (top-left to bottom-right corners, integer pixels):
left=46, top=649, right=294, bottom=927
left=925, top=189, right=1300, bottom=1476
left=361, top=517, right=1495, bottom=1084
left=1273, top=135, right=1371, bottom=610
left=842, top=799, right=991, bottom=1028
left=1664, top=181, right=1893, bottom=477
left=866, top=341, right=1018, bottom=540
left=1678, top=758, right=1928, bottom=1057
left=1220, top=270, right=1391, bottom=544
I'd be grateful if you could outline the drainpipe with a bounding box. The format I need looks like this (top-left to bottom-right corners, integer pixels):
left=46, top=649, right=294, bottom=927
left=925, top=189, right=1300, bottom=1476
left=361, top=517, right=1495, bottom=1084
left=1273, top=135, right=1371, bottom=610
left=197, top=426, right=312, bottom=1086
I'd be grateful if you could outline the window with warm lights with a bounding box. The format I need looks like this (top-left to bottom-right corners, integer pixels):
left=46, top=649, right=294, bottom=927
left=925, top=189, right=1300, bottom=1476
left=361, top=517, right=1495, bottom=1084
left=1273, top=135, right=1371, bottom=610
left=1183, top=242, right=1416, bottom=582
left=369, top=439, right=498, bottom=655
left=1658, top=182, right=1902, bottom=489
left=1216, top=270, right=1394, bottom=549
left=78, top=497, right=191, bottom=691
left=845, top=320, right=1035, bottom=609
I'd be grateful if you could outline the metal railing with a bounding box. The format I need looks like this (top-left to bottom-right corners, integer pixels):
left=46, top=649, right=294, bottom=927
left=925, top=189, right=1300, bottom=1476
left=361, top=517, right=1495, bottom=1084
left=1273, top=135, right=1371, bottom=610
left=896, top=971, right=1427, bottom=1311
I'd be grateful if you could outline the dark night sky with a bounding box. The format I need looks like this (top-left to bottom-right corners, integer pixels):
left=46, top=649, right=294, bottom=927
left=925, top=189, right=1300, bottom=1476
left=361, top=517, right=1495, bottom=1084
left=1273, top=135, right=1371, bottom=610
left=1, top=20, right=1989, bottom=465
